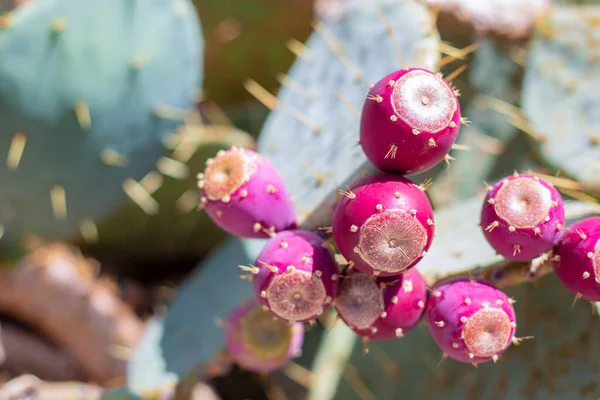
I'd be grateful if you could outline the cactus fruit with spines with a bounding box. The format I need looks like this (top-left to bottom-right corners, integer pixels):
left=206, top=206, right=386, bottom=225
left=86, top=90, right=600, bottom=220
left=250, top=230, right=339, bottom=323
left=126, top=0, right=600, bottom=398
left=426, top=278, right=517, bottom=364
left=198, top=148, right=297, bottom=238
left=334, top=267, right=427, bottom=341
left=481, top=173, right=565, bottom=262
left=224, top=299, right=304, bottom=373
left=359, top=68, right=462, bottom=175
left=332, top=173, right=435, bottom=277
left=553, top=217, right=600, bottom=301
left=0, top=0, right=202, bottom=252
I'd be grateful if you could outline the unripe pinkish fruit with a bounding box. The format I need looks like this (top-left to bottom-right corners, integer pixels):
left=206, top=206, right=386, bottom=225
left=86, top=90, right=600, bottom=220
left=252, top=230, right=339, bottom=323
left=332, top=173, right=435, bottom=277
left=359, top=68, right=461, bottom=175
left=334, top=267, right=427, bottom=341
left=198, top=147, right=297, bottom=238
left=480, top=173, right=565, bottom=262
left=553, top=217, right=600, bottom=301
left=225, top=299, right=304, bottom=373
left=426, top=278, right=517, bottom=364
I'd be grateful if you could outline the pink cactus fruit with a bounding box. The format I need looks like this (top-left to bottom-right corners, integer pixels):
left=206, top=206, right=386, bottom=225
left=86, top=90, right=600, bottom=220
left=250, top=230, right=339, bottom=323
left=225, top=299, right=304, bottom=373
left=334, top=267, right=427, bottom=341
left=197, top=147, right=297, bottom=238
left=553, top=217, right=600, bottom=302
left=480, top=173, right=565, bottom=262
left=426, top=278, right=517, bottom=364
left=359, top=67, right=461, bottom=175
left=332, top=173, right=435, bottom=277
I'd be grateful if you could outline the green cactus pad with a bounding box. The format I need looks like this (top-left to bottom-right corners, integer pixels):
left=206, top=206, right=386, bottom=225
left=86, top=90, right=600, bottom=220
left=0, top=0, right=202, bottom=250
left=256, top=0, right=441, bottom=229
left=522, top=5, right=600, bottom=194
left=126, top=237, right=265, bottom=393
left=309, top=197, right=600, bottom=400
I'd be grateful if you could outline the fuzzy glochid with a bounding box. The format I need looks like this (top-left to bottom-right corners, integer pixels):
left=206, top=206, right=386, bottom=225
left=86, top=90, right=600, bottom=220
left=359, top=68, right=462, bottom=175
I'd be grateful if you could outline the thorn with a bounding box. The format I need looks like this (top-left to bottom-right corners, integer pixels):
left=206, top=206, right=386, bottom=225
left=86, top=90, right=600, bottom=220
left=367, top=94, right=383, bottom=103
left=339, top=186, right=356, bottom=199
left=445, top=64, right=468, bottom=82
left=156, top=157, right=189, bottom=179
left=244, top=79, right=279, bottom=111
left=374, top=4, right=409, bottom=69
left=460, top=117, right=470, bottom=126
left=583, top=271, right=591, bottom=279
left=258, top=260, right=279, bottom=274
left=286, top=38, right=313, bottom=61
left=278, top=73, right=313, bottom=101
left=512, top=336, right=534, bottom=345
left=428, top=138, right=437, bottom=147
left=74, top=100, right=92, bottom=130
left=101, top=148, right=129, bottom=167
left=437, top=352, right=448, bottom=368
left=80, top=220, right=98, bottom=244
left=419, top=178, right=433, bottom=191
left=239, top=265, right=260, bottom=275
left=175, top=189, right=200, bottom=213
left=312, top=21, right=364, bottom=82
left=485, top=221, right=500, bottom=232
left=513, top=244, right=521, bottom=256
left=572, top=292, right=583, bottom=308
left=385, top=144, right=398, bottom=159
left=122, top=177, right=160, bottom=215
left=444, top=154, right=455, bottom=166
left=450, top=143, right=470, bottom=151
left=361, top=336, right=370, bottom=355
left=49, top=185, right=67, bottom=220
left=6, top=132, right=26, bottom=170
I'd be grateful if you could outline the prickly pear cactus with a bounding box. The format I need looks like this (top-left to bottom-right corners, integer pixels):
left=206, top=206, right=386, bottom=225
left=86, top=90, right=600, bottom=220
left=430, top=38, right=526, bottom=206
left=0, top=0, right=202, bottom=251
left=256, top=0, right=440, bottom=228
left=522, top=5, right=600, bottom=194
left=78, top=124, right=256, bottom=261
left=309, top=198, right=600, bottom=400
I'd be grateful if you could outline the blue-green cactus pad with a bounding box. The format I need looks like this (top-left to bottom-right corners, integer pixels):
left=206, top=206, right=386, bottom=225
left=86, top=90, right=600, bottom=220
left=0, top=0, right=202, bottom=248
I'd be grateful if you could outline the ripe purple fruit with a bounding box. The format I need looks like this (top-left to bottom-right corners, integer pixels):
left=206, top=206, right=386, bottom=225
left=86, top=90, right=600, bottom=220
left=198, top=147, right=297, bottom=238
left=480, top=173, right=565, bottom=262
left=426, top=278, right=517, bottom=364
left=334, top=267, right=427, bottom=341
left=332, top=173, right=435, bottom=277
left=225, top=299, right=304, bottom=373
left=359, top=68, right=461, bottom=175
left=553, top=217, right=600, bottom=301
left=251, top=230, right=339, bottom=323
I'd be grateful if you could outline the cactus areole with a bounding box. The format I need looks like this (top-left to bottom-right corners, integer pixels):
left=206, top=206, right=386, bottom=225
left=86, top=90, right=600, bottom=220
left=426, top=278, right=517, bottom=364
left=225, top=299, right=304, bottom=373
left=553, top=217, right=600, bottom=301
left=198, top=148, right=297, bottom=238
left=332, top=173, right=434, bottom=277
left=252, top=230, right=339, bottom=323
left=334, top=267, right=427, bottom=340
left=481, top=173, right=565, bottom=262
left=359, top=68, right=461, bottom=175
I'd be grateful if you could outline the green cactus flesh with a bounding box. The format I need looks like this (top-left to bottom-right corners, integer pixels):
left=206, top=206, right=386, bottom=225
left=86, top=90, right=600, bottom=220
left=0, top=0, right=202, bottom=250
left=256, top=0, right=441, bottom=229
left=522, top=5, right=600, bottom=194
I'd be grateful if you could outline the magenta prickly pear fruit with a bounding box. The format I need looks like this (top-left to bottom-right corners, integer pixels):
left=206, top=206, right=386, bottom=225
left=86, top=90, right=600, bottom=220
left=334, top=267, right=427, bottom=341
left=250, top=230, right=339, bottom=323
left=359, top=68, right=461, bottom=175
left=552, top=217, right=600, bottom=301
left=480, top=173, right=565, bottom=262
left=225, top=299, right=304, bottom=373
left=198, top=147, right=297, bottom=238
left=332, top=173, right=435, bottom=277
left=426, top=278, right=517, bottom=364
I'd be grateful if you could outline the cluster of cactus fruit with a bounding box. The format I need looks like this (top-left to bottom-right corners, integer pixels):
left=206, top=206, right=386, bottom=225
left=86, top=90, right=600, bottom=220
left=197, top=64, right=600, bottom=371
